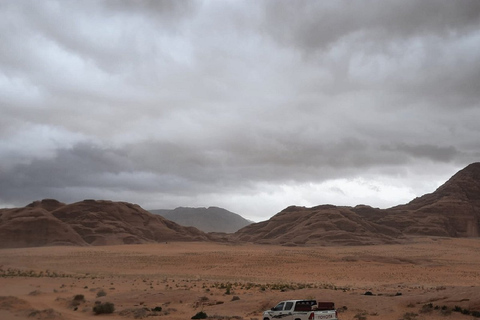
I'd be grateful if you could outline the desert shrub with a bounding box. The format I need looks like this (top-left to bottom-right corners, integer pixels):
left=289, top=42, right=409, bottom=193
left=73, top=294, right=85, bottom=301
left=96, top=289, right=107, bottom=297
left=471, top=310, right=480, bottom=317
left=440, top=309, right=451, bottom=316
left=191, top=311, right=207, bottom=319
left=354, top=312, right=367, bottom=320
left=231, top=296, right=240, bottom=301
left=93, top=302, right=115, bottom=314
left=71, top=294, right=85, bottom=307
left=337, top=306, right=348, bottom=313
left=152, top=306, right=162, bottom=312
left=452, top=305, right=472, bottom=315
left=419, top=303, right=433, bottom=313
left=461, top=308, right=470, bottom=315
left=401, top=312, right=418, bottom=320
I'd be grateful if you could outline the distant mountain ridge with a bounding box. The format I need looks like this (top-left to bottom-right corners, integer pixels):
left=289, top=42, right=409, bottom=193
left=232, top=162, right=480, bottom=245
left=1, top=163, right=479, bottom=248
left=149, top=206, right=252, bottom=233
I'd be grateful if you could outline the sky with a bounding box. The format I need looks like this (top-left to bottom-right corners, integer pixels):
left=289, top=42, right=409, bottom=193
left=1, top=0, right=480, bottom=222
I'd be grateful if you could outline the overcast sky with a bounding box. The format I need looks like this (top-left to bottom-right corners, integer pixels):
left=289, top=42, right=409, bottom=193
left=1, top=0, right=479, bottom=221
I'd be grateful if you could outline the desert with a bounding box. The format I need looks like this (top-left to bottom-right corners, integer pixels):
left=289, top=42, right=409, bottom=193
left=1, top=238, right=480, bottom=320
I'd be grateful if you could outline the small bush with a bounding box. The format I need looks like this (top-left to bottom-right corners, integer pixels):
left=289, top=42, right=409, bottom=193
left=71, top=294, right=85, bottom=307
left=96, top=289, right=107, bottom=297
left=337, top=306, right=348, bottom=313
left=73, top=294, right=85, bottom=301
left=93, top=302, right=115, bottom=314
left=354, top=312, right=367, bottom=320
left=419, top=303, right=433, bottom=313
left=402, top=312, right=418, bottom=320
left=191, top=311, right=207, bottom=319
left=152, top=306, right=162, bottom=312
left=231, top=296, right=240, bottom=301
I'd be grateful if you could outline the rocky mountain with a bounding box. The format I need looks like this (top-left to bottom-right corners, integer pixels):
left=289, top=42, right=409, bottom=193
left=150, top=207, right=252, bottom=233
left=233, top=162, right=480, bottom=245
left=381, top=162, right=480, bottom=237
left=0, top=199, right=212, bottom=248
left=231, top=204, right=402, bottom=246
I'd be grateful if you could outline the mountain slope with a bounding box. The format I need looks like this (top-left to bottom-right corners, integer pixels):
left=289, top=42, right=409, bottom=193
left=381, top=162, right=480, bottom=237
left=150, top=207, right=252, bottom=233
left=0, top=199, right=212, bottom=248
left=0, top=204, right=87, bottom=248
left=233, top=162, right=480, bottom=245
left=232, top=205, right=401, bottom=246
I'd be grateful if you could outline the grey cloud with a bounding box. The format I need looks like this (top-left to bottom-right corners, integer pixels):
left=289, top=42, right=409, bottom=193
left=1, top=1, right=479, bottom=218
left=262, top=1, right=480, bottom=108
left=383, top=144, right=458, bottom=163
left=263, top=0, right=480, bottom=52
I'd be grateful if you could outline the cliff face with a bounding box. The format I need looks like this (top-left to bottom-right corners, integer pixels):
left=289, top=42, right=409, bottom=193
left=0, top=199, right=211, bottom=248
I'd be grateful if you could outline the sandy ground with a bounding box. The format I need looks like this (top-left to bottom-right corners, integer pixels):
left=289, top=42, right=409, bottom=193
left=1, top=237, right=480, bottom=320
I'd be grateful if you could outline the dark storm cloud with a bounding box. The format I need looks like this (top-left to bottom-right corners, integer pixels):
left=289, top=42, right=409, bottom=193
left=262, top=0, right=480, bottom=108
left=0, top=143, right=197, bottom=205
left=263, top=0, right=480, bottom=51
left=1, top=0, right=479, bottom=219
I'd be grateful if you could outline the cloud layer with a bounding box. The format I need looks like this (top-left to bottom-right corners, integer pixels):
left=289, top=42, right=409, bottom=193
left=1, top=1, right=479, bottom=220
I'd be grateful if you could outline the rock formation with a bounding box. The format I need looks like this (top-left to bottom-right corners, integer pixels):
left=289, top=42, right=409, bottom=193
left=233, top=163, right=480, bottom=245
left=0, top=199, right=211, bottom=248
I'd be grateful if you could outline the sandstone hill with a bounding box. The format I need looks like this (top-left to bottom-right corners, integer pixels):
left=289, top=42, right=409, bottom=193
left=230, top=204, right=403, bottom=246
left=150, top=206, right=252, bottom=233
left=381, top=162, right=480, bottom=237
left=0, top=199, right=212, bottom=248
left=232, top=162, right=480, bottom=245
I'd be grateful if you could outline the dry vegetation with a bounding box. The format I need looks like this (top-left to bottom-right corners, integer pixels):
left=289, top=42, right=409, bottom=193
left=1, top=237, right=480, bottom=320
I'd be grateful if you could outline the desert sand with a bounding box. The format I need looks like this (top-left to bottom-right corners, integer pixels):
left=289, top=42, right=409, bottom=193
left=1, top=237, right=480, bottom=320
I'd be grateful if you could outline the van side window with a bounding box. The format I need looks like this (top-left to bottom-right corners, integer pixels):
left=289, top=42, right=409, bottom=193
left=273, top=302, right=285, bottom=311
left=285, top=302, right=294, bottom=310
